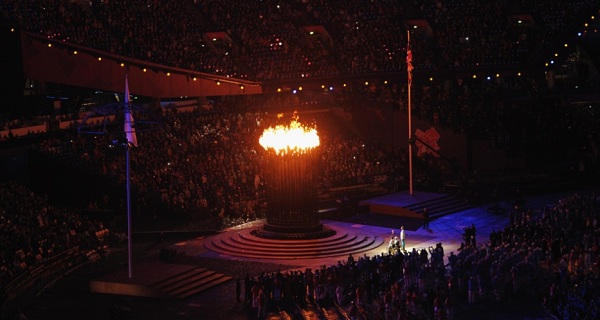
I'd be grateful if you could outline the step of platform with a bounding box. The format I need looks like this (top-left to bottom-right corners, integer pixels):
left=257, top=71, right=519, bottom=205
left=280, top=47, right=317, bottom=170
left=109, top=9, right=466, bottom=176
left=405, top=194, right=474, bottom=219
left=202, top=224, right=384, bottom=260
left=149, top=267, right=232, bottom=299
left=360, top=192, right=474, bottom=221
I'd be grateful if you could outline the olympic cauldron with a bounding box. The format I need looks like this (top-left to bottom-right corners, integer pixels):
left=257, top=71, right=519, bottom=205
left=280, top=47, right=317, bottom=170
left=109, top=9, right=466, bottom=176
left=251, top=115, right=336, bottom=240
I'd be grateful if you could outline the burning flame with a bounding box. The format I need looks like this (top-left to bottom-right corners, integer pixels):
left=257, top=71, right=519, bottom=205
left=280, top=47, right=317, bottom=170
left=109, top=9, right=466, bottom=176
left=259, top=114, right=320, bottom=155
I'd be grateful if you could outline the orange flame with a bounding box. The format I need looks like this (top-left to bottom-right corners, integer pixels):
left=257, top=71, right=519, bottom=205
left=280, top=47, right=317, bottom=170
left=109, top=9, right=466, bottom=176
left=259, top=115, right=320, bottom=155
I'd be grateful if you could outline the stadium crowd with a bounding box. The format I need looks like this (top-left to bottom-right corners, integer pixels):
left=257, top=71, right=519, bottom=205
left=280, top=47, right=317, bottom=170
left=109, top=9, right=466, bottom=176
left=0, top=0, right=595, bottom=80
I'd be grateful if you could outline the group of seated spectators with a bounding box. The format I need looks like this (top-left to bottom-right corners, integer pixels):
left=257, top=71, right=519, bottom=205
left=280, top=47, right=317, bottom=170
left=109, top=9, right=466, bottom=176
left=452, top=192, right=600, bottom=319
left=0, top=0, right=241, bottom=78
left=239, top=192, right=599, bottom=320
left=197, top=0, right=339, bottom=80
left=1, top=0, right=596, bottom=81
left=338, top=73, right=600, bottom=173
left=0, top=181, right=115, bottom=305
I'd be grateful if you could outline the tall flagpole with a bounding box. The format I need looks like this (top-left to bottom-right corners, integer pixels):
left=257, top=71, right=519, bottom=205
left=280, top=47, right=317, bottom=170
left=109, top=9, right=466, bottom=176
left=407, top=30, right=413, bottom=195
left=77, top=74, right=158, bottom=280
left=126, top=137, right=132, bottom=278
left=123, top=75, right=137, bottom=279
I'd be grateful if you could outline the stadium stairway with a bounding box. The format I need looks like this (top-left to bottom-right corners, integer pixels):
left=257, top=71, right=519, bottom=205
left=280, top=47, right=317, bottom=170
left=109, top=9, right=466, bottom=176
left=148, top=267, right=231, bottom=299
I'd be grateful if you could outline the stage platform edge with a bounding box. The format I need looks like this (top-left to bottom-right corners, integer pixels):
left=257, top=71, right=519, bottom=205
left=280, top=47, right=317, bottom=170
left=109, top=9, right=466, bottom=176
left=358, top=191, right=447, bottom=218
left=90, top=279, right=161, bottom=298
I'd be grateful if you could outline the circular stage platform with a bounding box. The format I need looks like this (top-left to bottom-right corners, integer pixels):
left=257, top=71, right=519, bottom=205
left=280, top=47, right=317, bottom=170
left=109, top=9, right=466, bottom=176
left=203, top=224, right=385, bottom=260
